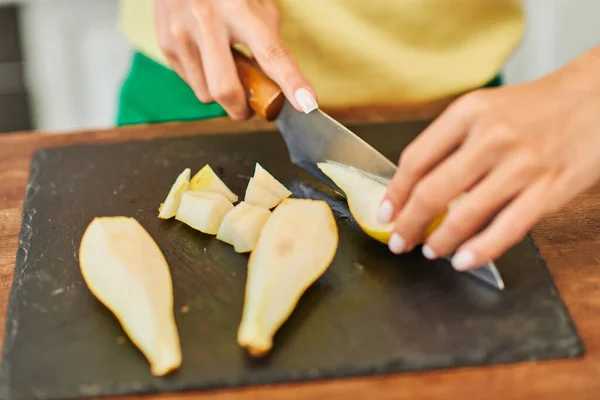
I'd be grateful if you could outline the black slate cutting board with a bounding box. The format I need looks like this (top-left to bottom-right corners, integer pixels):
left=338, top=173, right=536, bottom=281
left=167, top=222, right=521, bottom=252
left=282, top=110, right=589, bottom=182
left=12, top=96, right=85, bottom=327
left=0, top=121, right=583, bottom=400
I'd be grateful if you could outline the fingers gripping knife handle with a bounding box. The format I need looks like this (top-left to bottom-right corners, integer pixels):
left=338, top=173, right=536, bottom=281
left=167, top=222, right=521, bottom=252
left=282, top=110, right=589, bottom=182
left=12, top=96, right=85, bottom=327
left=232, top=48, right=285, bottom=121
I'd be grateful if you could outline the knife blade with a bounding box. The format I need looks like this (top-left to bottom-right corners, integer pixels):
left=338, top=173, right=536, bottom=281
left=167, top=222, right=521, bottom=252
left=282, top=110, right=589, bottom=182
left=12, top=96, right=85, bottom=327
left=275, top=100, right=397, bottom=194
left=233, top=49, right=504, bottom=290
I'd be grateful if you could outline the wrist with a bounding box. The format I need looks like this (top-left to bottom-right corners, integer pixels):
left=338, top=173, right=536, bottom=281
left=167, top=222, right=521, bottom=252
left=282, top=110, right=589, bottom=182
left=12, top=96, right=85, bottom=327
left=551, top=45, right=600, bottom=95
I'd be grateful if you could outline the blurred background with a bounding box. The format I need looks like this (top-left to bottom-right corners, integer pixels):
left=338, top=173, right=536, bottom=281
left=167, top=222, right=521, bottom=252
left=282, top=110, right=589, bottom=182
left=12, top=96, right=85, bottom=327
left=0, top=0, right=599, bottom=134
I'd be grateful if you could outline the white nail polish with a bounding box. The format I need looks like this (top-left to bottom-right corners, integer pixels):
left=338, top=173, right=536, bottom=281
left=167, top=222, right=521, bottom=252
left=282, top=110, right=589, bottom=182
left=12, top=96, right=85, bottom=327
left=388, top=233, right=406, bottom=254
left=376, top=200, right=394, bottom=224
left=451, top=250, right=476, bottom=271
left=294, top=88, right=318, bottom=114
left=422, top=245, right=437, bottom=260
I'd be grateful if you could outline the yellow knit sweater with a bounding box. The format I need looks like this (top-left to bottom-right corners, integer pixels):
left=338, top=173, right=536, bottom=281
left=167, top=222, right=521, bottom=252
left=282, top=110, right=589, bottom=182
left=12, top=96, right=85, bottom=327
left=119, top=0, right=524, bottom=107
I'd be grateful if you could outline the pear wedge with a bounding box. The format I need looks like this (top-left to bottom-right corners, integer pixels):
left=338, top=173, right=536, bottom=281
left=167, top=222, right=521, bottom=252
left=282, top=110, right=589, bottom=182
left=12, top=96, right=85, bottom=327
left=190, top=165, right=238, bottom=203
left=175, top=191, right=234, bottom=235
left=238, top=199, right=338, bottom=356
left=216, top=202, right=271, bottom=253
left=244, top=163, right=291, bottom=209
left=244, top=178, right=284, bottom=209
left=253, top=163, right=292, bottom=200
left=158, top=168, right=191, bottom=219
left=317, top=162, right=445, bottom=244
left=79, top=217, right=181, bottom=376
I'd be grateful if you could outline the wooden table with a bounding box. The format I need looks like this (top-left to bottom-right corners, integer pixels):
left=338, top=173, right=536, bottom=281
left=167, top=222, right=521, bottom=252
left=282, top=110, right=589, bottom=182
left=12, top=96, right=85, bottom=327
left=1, top=112, right=599, bottom=400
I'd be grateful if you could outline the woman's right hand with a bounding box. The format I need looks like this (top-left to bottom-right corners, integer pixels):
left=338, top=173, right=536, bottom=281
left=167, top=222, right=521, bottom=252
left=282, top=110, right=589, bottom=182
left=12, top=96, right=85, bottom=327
left=154, top=0, right=317, bottom=120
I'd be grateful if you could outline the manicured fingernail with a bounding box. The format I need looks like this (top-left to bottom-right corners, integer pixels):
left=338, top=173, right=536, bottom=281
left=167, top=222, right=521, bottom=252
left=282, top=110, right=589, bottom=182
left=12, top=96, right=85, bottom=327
left=377, top=200, right=394, bottom=224
left=294, top=88, right=318, bottom=114
left=451, top=250, right=476, bottom=271
left=422, top=244, right=437, bottom=260
left=388, top=233, right=406, bottom=254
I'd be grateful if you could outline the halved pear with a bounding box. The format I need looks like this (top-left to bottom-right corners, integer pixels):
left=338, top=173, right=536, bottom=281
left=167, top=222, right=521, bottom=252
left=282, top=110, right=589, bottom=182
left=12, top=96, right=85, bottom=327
left=158, top=168, right=191, bottom=219
left=317, top=162, right=446, bottom=244
left=216, top=201, right=271, bottom=253
left=190, top=165, right=238, bottom=203
left=244, top=163, right=291, bottom=209
left=79, top=217, right=181, bottom=376
left=175, top=191, right=234, bottom=235
left=237, top=199, right=338, bottom=357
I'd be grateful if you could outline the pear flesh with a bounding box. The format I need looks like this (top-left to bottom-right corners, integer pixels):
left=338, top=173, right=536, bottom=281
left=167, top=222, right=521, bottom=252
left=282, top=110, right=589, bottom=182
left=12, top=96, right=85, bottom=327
left=158, top=168, right=190, bottom=219
left=244, top=163, right=291, bottom=209
left=237, top=199, right=338, bottom=357
left=190, top=164, right=238, bottom=203
left=244, top=178, right=284, bottom=209
left=216, top=202, right=271, bottom=253
left=79, top=217, right=181, bottom=376
left=175, top=191, right=234, bottom=235
left=317, top=162, right=445, bottom=244
left=253, top=163, right=292, bottom=200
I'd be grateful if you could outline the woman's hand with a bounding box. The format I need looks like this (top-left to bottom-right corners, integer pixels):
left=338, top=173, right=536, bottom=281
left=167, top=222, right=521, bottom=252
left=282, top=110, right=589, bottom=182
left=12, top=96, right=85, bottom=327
left=377, top=46, right=600, bottom=271
left=154, top=0, right=317, bottom=120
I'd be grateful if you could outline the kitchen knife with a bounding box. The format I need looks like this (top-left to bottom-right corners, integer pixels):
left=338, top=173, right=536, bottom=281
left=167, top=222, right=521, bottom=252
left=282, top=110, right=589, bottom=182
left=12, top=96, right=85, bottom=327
left=233, top=49, right=505, bottom=290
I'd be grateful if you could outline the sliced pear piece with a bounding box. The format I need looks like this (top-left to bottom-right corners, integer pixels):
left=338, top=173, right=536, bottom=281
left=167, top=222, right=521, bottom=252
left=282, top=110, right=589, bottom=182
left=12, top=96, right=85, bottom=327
left=158, top=168, right=191, bottom=219
left=237, top=199, right=338, bottom=357
left=190, top=164, right=238, bottom=203
left=244, top=178, right=284, bottom=209
left=79, top=217, right=181, bottom=376
left=216, top=201, right=271, bottom=253
left=317, top=162, right=446, bottom=244
left=317, top=162, right=391, bottom=243
left=244, top=164, right=291, bottom=209
left=253, top=163, right=292, bottom=200
left=175, top=191, right=234, bottom=235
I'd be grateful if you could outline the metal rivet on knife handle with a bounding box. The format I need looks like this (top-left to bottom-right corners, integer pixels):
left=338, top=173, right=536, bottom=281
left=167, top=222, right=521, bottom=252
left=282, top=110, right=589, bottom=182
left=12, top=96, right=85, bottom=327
left=232, top=47, right=285, bottom=121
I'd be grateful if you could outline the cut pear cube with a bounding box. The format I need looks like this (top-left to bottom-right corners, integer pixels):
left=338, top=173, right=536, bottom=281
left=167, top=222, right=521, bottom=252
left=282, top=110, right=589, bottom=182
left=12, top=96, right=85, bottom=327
left=79, top=217, right=181, bottom=376
left=244, top=163, right=291, bottom=209
left=158, top=168, right=191, bottom=219
left=190, top=164, right=238, bottom=203
left=244, top=178, right=283, bottom=209
left=317, top=162, right=445, bottom=244
left=237, top=199, right=338, bottom=357
left=253, top=163, right=292, bottom=199
left=216, top=201, right=271, bottom=253
left=216, top=201, right=253, bottom=247
left=175, top=191, right=234, bottom=235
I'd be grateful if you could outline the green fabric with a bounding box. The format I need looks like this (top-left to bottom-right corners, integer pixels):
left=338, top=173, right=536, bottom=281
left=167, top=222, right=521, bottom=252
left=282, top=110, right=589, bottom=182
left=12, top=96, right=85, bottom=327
left=116, top=52, right=226, bottom=126
left=484, top=73, right=503, bottom=87
left=116, top=52, right=503, bottom=126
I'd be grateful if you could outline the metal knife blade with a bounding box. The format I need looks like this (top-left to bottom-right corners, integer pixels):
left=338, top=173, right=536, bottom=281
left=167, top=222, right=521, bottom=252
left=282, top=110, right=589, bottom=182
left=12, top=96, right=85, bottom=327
left=274, top=99, right=505, bottom=290
left=274, top=100, right=397, bottom=194
left=450, top=258, right=505, bottom=290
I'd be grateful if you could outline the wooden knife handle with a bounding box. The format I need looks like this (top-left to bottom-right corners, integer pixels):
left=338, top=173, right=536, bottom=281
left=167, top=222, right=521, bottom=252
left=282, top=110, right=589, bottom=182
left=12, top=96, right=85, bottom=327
left=233, top=48, right=285, bottom=121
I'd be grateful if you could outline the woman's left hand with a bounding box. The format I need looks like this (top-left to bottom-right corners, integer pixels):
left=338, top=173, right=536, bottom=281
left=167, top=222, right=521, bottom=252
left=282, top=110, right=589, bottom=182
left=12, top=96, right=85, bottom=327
left=377, top=46, right=600, bottom=271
